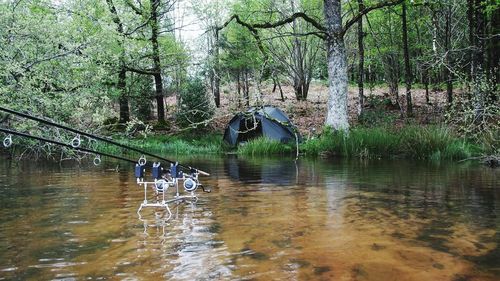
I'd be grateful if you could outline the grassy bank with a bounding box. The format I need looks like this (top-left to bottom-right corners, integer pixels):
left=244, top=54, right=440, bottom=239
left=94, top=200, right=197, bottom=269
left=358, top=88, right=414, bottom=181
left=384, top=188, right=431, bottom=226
left=97, top=132, right=224, bottom=156
left=98, top=125, right=488, bottom=162
left=300, top=126, right=483, bottom=161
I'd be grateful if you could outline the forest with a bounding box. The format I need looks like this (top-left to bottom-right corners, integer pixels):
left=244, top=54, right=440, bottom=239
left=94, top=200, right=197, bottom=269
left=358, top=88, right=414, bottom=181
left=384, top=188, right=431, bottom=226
left=0, top=0, right=498, bottom=161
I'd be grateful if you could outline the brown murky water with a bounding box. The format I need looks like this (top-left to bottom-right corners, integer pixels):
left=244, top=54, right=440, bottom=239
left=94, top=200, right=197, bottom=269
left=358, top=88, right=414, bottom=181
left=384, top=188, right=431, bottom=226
left=0, top=157, right=499, bottom=280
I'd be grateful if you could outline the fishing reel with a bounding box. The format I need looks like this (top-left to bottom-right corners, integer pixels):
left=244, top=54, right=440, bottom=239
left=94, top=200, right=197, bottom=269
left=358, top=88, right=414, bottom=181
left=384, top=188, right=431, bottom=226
left=135, top=160, right=210, bottom=216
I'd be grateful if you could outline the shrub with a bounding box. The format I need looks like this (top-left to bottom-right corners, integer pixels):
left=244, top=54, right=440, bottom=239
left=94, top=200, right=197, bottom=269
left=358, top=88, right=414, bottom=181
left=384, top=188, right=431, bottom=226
left=176, top=77, right=214, bottom=130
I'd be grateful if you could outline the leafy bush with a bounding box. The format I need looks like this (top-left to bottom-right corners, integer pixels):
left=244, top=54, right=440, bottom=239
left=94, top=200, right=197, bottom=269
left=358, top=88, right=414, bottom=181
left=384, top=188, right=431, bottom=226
left=177, top=77, right=214, bottom=129
left=445, top=76, right=499, bottom=154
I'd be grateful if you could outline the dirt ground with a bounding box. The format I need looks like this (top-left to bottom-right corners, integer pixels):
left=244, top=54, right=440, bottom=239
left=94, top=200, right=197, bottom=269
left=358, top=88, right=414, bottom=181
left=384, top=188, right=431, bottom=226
left=166, top=81, right=451, bottom=136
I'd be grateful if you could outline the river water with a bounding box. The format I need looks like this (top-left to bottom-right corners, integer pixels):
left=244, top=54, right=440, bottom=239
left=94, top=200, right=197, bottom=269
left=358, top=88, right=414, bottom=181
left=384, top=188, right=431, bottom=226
left=0, top=156, right=498, bottom=280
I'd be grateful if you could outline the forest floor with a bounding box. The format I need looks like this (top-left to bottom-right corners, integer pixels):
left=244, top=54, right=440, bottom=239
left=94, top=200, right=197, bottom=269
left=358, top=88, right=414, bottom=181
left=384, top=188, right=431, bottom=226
left=166, top=81, right=451, bottom=137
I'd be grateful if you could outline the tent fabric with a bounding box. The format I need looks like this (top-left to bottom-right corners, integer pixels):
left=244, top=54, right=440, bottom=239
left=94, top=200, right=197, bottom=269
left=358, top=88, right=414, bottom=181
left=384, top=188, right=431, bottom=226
left=223, top=106, right=301, bottom=146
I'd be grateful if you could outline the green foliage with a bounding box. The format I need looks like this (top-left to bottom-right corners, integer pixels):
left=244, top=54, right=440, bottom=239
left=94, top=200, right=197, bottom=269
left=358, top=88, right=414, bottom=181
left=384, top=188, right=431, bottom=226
left=237, top=137, right=294, bottom=156
left=176, top=78, right=214, bottom=129
left=445, top=76, right=500, bottom=154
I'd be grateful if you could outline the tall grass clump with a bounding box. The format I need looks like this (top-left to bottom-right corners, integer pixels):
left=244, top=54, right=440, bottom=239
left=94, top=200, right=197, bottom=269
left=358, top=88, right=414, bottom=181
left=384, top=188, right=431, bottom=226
left=399, top=126, right=480, bottom=160
left=300, top=127, right=400, bottom=158
left=301, top=126, right=480, bottom=160
left=237, top=137, right=294, bottom=156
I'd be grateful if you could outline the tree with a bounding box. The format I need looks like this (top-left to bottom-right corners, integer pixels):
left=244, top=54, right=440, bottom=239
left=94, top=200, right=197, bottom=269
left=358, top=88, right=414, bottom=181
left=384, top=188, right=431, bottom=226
left=124, top=0, right=180, bottom=123
left=105, top=0, right=130, bottom=123
left=263, top=0, right=323, bottom=101
left=401, top=0, right=413, bottom=115
left=357, top=0, right=365, bottom=115
left=0, top=0, right=118, bottom=127
left=218, top=0, right=403, bottom=131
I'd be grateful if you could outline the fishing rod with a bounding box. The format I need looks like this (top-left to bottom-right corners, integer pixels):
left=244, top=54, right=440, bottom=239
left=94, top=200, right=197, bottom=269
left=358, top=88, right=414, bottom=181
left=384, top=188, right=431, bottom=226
left=0, top=127, right=139, bottom=164
left=0, top=106, right=209, bottom=176
left=1, top=126, right=212, bottom=198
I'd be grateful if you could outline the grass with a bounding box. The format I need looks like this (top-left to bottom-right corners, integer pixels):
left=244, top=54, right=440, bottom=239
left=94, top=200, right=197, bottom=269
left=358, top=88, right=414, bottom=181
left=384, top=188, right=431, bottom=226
left=95, top=126, right=482, bottom=161
left=300, top=126, right=481, bottom=160
left=97, top=132, right=224, bottom=156
left=237, top=137, right=295, bottom=156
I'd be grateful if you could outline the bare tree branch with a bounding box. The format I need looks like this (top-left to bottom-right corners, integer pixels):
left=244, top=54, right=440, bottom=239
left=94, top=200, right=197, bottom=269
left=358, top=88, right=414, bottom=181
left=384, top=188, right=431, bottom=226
left=342, top=0, right=404, bottom=36
left=125, top=66, right=158, bottom=75
left=217, top=13, right=326, bottom=36
left=125, top=0, right=143, bottom=16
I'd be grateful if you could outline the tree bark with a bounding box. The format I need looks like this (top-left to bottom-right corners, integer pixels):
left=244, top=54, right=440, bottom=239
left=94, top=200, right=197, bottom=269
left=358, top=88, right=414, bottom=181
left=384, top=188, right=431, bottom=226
left=467, top=0, right=475, bottom=81
left=424, top=73, right=430, bottom=104
left=150, top=0, right=165, bottom=122
left=118, top=68, right=129, bottom=123
left=472, top=0, right=487, bottom=123
left=106, top=0, right=129, bottom=123
left=236, top=71, right=241, bottom=107
left=401, top=1, right=413, bottom=115
left=324, top=0, right=349, bottom=131
left=444, top=4, right=453, bottom=105
left=244, top=70, right=249, bottom=106
left=357, top=0, right=365, bottom=116
left=214, top=29, right=221, bottom=107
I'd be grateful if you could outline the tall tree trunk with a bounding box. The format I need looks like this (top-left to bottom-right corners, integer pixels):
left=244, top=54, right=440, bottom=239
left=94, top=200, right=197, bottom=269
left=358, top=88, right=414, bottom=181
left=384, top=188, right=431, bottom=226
left=444, top=5, right=453, bottom=105
left=472, top=0, right=486, bottom=123
left=324, top=0, right=349, bottom=131
left=273, top=75, right=285, bottom=102
left=487, top=0, right=499, bottom=101
left=467, top=0, right=475, bottom=81
left=357, top=0, right=365, bottom=116
left=106, top=0, right=129, bottom=123
left=293, top=77, right=307, bottom=101
left=402, top=1, right=413, bottom=116
left=118, top=68, right=129, bottom=123
left=385, top=52, right=400, bottom=108
left=244, top=70, right=249, bottom=106
left=214, top=29, right=221, bottom=107
left=236, top=71, right=241, bottom=107
left=150, top=0, right=165, bottom=122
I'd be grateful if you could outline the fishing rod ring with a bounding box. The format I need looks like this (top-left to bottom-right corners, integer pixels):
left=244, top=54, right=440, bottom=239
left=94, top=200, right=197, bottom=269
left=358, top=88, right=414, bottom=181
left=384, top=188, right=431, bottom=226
left=3, top=134, right=12, bottom=148
left=93, top=155, right=101, bottom=166
left=138, top=155, right=147, bottom=166
left=71, top=134, right=81, bottom=148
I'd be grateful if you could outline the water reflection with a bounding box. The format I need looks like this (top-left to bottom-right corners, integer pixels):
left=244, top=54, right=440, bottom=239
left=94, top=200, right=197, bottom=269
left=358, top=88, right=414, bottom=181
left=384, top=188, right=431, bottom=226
left=0, top=157, right=498, bottom=280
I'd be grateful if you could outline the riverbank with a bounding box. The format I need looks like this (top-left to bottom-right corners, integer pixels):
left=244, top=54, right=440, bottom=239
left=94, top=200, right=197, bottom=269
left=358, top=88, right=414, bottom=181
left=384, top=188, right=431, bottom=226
left=97, top=125, right=491, bottom=162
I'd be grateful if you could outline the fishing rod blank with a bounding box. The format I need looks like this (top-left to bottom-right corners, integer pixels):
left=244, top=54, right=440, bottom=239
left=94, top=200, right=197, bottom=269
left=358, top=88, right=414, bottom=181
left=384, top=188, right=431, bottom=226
left=0, top=106, right=209, bottom=175
left=0, top=127, right=137, bottom=164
